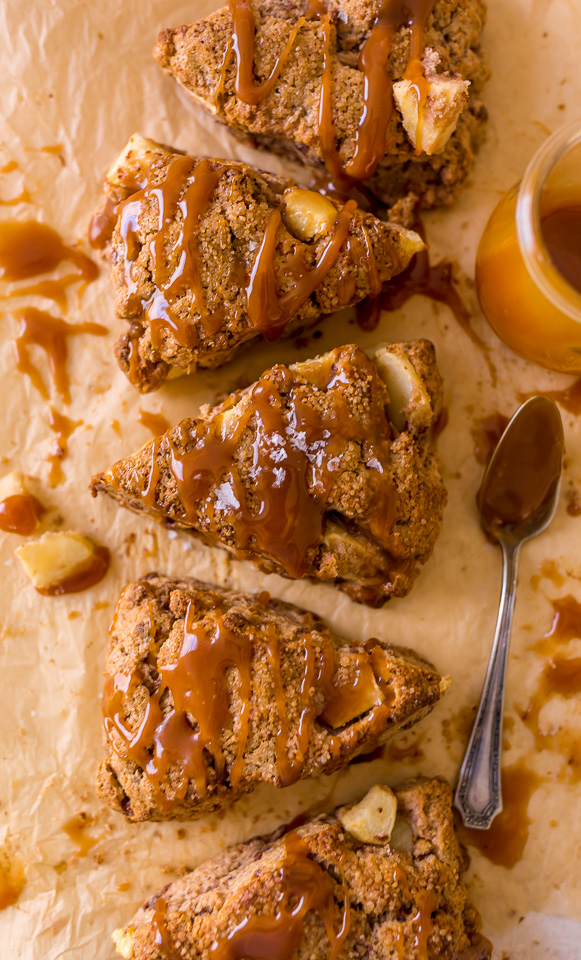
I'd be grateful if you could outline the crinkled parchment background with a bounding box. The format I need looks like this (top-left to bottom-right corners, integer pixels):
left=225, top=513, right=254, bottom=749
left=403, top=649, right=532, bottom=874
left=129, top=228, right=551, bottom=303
left=0, top=0, right=580, bottom=956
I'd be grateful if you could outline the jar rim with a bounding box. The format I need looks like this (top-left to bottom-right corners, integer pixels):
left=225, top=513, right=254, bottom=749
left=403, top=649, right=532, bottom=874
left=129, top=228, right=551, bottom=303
left=516, top=117, right=581, bottom=324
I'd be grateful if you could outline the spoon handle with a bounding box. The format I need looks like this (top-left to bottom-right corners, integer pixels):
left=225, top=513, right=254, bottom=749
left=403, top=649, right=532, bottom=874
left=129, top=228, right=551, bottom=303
left=454, top=541, right=519, bottom=829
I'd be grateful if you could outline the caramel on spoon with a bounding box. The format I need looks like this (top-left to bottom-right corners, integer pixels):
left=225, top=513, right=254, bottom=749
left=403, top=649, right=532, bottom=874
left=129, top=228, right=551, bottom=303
left=455, top=396, right=563, bottom=828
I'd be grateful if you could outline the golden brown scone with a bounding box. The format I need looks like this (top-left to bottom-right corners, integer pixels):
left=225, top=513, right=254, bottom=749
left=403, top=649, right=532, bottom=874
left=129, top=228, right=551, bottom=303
left=97, top=574, right=448, bottom=822
left=154, top=0, right=489, bottom=209
left=91, top=134, right=424, bottom=392
left=90, top=342, right=447, bottom=606
left=112, top=778, right=492, bottom=959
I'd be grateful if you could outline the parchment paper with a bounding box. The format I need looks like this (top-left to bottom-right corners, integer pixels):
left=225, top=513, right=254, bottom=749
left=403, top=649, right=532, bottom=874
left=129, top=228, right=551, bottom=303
left=0, top=1, right=580, bottom=957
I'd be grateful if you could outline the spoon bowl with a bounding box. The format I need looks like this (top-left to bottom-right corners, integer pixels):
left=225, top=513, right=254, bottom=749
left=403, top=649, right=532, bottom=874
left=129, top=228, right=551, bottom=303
left=455, top=395, right=564, bottom=829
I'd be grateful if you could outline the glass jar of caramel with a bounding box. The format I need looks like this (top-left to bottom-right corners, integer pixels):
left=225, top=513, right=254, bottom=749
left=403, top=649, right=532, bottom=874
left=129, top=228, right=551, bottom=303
left=476, top=118, right=581, bottom=372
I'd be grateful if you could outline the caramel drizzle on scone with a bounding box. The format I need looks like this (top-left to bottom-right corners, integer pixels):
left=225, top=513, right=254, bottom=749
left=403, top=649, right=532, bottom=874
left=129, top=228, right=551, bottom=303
left=103, top=602, right=392, bottom=812
left=211, top=832, right=350, bottom=960
left=97, top=153, right=360, bottom=350
left=227, top=0, right=436, bottom=182
left=128, top=348, right=397, bottom=579
left=246, top=199, right=357, bottom=339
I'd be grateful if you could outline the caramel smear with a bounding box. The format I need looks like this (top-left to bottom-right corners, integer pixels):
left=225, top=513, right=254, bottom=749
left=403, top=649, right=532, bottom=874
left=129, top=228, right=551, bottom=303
left=210, top=832, right=349, bottom=960
left=520, top=377, right=581, bottom=417
left=46, top=406, right=83, bottom=486
left=0, top=849, right=25, bottom=911
left=358, top=217, right=497, bottom=385
left=137, top=408, right=170, bottom=437
left=0, top=220, right=97, bottom=285
left=63, top=813, right=98, bottom=857
left=12, top=307, right=106, bottom=404
left=460, top=761, right=541, bottom=868
left=470, top=412, right=510, bottom=467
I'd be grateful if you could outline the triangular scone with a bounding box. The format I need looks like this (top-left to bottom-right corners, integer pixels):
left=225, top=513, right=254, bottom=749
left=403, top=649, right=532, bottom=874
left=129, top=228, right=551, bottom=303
left=90, top=342, right=447, bottom=606
left=97, top=574, right=448, bottom=822
left=91, top=134, right=424, bottom=392
left=112, top=778, right=492, bottom=960
left=154, top=0, right=489, bottom=209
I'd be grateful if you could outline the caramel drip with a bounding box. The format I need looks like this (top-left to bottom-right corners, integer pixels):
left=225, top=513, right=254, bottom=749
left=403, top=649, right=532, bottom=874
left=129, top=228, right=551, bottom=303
left=0, top=188, right=32, bottom=207
left=539, top=594, right=581, bottom=650
left=46, top=406, right=83, bottom=486
left=150, top=898, right=180, bottom=960
left=63, top=814, right=97, bottom=857
left=138, top=408, right=171, bottom=438
left=117, top=156, right=225, bottom=348
left=246, top=200, right=357, bottom=340
left=142, top=437, right=163, bottom=509
left=0, top=161, right=18, bottom=174
left=390, top=865, right=437, bottom=959
left=318, top=1, right=435, bottom=183
left=88, top=196, right=118, bottom=251
left=0, top=854, right=25, bottom=912
left=229, top=0, right=306, bottom=106
left=104, top=596, right=393, bottom=810
left=520, top=377, right=581, bottom=416
left=361, top=218, right=497, bottom=384
left=470, top=412, right=509, bottom=467
left=0, top=220, right=98, bottom=286
left=161, top=351, right=395, bottom=579
left=211, top=832, right=350, bottom=960
left=460, top=762, right=541, bottom=868
left=521, top=598, right=581, bottom=783
left=0, top=493, right=44, bottom=535
left=38, top=545, right=110, bottom=596
left=104, top=611, right=253, bottom=809
left=12, top=307, right=106, bottom=404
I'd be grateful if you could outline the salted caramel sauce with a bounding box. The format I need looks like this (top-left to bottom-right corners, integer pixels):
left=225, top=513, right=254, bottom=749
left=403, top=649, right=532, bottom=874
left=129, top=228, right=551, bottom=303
left=522, top=655, right=581, bottom=783
left=211, top=831, right=350, bottom=960
left=0, top=219, right=98, bottom=286
left=477, top=399, right=562, bottom=536
left=460, top=761, right=541, bottom=868
left=0, top=854, right=25, bottom=911
left=46, top=406, right=83, bottom=486
left=229, top=0, right=306, bottom=106
left=0, top=187, right=32, bottom=207
left=157, top=351, right=395, bottom=579
left=470, top=412, right=509, bottom=467
left=37, top=545, right=110, bottom=596
left=117, top=155, right=229, bottom=348
left=520, top=377, right=581, bottom=417
left=12, top=306, right=106, bottom=404
left=319, top=1, right=435, bottom=183
left=104, top=599, right=394, bottom=809
left=246, top=199, right=357, bottom=339
left=63, top=813, right=97, bottom=857
left=138, top=408, right=171, bottom=437
left=0, top=161, right=18, bottom=174
left=0, top=493, right=44, bottom=535
left=150, top=897, right=180, bottom=960
left=366, top=224, right=497, bottom=383
left=541, top=203, right=581, bottom=295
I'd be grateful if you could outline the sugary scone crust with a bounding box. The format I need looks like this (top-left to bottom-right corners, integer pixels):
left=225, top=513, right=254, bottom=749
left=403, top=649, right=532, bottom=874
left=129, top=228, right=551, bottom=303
left=113, top=777, right=491, bottom=960
left=90, top=343, right=447, bottom=606
left=97, top=573, right=445, bottom=821
left=154, top=0, right=490, bottom=208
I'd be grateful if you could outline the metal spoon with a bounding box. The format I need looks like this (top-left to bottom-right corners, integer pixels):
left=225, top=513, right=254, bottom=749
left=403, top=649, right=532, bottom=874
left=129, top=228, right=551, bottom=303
left=454, top=395, right=564, bottom=829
